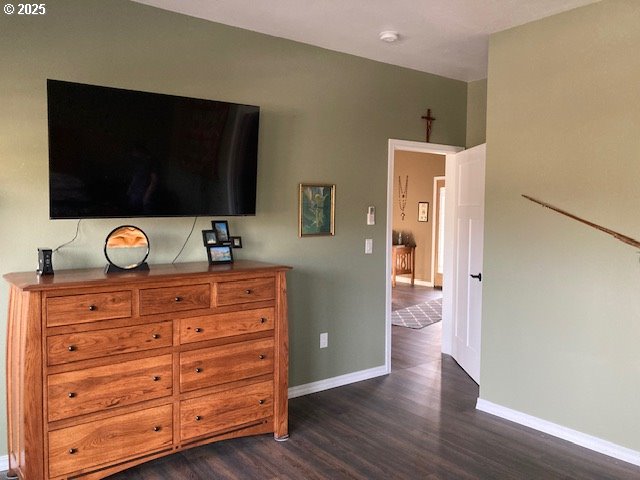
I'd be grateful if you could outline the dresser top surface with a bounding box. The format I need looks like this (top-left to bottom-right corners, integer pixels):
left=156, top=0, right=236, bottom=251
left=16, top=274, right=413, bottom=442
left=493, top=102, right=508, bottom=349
left=4, top=260, right=291, bottom=291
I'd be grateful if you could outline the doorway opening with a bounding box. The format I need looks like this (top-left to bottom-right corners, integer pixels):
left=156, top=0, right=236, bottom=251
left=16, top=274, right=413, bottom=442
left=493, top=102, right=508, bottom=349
left=385, top=140, right=463, bottom=373
left=389, top=174, right=448, bottom=371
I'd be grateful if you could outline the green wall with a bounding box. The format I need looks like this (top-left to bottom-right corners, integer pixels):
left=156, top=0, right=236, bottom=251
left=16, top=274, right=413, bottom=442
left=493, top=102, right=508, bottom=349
left=466, top=78, right=487, bottom=147
left=482, top=0, right=640, bottom=451
left=0, top=0, right=467, bottom=455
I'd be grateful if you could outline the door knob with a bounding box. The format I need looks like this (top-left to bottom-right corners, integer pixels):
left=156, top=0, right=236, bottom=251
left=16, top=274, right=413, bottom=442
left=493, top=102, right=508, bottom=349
left=470, top=273, right=482, bottom=282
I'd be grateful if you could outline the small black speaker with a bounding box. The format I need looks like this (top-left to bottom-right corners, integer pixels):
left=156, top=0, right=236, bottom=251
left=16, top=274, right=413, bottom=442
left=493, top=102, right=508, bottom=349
left=37, top=248, right=54, bottom=275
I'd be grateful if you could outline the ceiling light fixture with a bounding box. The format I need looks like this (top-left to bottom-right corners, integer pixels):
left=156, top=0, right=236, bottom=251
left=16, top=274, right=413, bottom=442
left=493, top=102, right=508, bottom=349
left=379, top=31, right=399, bottom=43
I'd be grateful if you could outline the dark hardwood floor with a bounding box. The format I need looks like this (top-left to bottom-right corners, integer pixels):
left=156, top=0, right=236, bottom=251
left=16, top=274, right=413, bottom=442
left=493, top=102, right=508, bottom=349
left=104, top=286, right=640, bottom=479
left=391, top=283, right=443, bottom=372
left=392, top=282, right=442, bottom=311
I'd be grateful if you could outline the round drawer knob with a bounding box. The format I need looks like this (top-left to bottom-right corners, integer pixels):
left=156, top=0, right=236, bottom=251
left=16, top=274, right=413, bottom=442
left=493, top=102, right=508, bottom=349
left=152, top=333, right=160, bottom=339
left=174, top=296, right=182, bottom=302
left=68, top=448, right=77, bottom=455
left=195, top=368, right=202, bottom=373
left=68, top=392, right=76, bottom=398
left=259, top=354, right=265, bottom=360
left=260, top=317, right=267, bottom=324
left=153, top=426, right=161, bottom=432
left=245, top=289, right=252, bottom=294
left=195, top=415, right=202, bottom=421
left=152, top=376, right=160, bottom=382
left=67, top=345, right=76, bottom=352
left=258, top=399, right=265, bottom=405
left=88, top=305, right=97, bottom=311
left=194, top=327, right=202, bottom=333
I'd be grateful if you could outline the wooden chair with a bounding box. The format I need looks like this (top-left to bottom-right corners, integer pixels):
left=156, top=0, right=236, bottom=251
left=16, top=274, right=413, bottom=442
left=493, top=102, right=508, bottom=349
left=392, top=245, right=415, bottom=287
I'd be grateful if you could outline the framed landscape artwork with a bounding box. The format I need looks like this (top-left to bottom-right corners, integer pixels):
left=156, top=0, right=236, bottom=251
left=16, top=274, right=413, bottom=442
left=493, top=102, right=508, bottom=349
left=298, top=183, right=335, bottom=237
left=207, top=245, right=233, bottom=264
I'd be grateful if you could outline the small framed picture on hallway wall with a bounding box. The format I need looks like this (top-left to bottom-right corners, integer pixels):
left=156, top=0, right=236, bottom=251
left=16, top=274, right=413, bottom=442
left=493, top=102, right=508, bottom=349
left=418, top=201, right=429, bottom=222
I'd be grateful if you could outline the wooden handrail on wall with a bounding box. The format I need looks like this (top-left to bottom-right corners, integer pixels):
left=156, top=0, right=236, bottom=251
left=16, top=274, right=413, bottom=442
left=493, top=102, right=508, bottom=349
left=522, top=195, right=640, bottom=250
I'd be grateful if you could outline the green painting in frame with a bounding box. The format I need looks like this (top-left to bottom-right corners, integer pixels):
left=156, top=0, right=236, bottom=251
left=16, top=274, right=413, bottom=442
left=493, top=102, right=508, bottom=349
left=298, top=183, right=335, bottom=237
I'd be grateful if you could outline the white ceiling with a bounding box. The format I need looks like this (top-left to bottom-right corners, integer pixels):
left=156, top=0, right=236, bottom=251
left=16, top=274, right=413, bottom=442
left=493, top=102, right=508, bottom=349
left=133, top=0, right=601, bottom=82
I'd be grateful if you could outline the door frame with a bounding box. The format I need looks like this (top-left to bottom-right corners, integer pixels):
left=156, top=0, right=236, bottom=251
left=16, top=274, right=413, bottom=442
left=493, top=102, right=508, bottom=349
left=431, top=176, right=445, bottom=287
left=385, top=139, right=464, bottom=373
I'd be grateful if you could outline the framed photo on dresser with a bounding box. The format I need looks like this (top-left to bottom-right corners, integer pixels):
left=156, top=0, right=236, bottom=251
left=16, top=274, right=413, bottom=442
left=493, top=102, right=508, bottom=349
left=211, top=220, right=230, bottom=243
left=207, top=245, right=233, bottom=264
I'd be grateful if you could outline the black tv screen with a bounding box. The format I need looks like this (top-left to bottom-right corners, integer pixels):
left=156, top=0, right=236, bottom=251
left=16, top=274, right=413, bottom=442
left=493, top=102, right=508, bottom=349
left=47, top=80, right=259, bottom=219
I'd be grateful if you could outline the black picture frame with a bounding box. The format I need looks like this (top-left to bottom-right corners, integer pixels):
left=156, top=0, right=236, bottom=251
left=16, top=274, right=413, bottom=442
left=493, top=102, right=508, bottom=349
left=206, top=245, right=234, bottom=264
left=230, top=236, right=243, bottom=248
left=202, top=229, right=218, bottom=246
left=211, top=220, right=230, bottom=243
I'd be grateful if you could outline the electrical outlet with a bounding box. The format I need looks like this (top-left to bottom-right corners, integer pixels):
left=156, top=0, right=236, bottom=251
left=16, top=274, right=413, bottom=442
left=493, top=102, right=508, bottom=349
left=320, top=332, right=328, bottom=349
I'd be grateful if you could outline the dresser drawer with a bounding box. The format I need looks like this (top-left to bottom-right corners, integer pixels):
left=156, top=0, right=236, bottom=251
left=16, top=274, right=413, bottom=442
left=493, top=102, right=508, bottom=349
left=180, top=308, right=274, bottom=344
left=47, top=321, right=173, bottom=366
left=139, top=283, right=210, bottom=315
left=46, top=291, right=132, bottom=327
left=216, top=278, right=275, bottom=306
left=47, top=354, right=172, bottom=422
left=48, top=403, right=173, bottom=478
left=180, top=381, right=273, bottom=441
left=180, top=338, right=274, bottom=392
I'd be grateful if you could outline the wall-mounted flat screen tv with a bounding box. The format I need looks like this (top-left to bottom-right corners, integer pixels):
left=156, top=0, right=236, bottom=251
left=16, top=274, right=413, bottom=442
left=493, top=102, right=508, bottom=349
left=47, top=80, right=259, bottom=219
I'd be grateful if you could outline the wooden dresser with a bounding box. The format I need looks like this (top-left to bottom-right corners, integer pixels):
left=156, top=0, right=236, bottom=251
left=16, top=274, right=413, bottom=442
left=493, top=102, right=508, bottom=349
left=3, top=260, right=290, bottom=480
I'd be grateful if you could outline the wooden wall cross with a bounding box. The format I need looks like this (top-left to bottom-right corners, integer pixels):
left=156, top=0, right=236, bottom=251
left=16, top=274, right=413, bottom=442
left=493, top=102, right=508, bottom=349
left=421, top=108, right=436, bottom=143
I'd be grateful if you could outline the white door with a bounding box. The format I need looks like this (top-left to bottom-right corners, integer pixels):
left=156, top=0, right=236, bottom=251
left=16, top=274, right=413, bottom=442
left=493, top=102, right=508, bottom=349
left=446, top=144, right=485, bottom=384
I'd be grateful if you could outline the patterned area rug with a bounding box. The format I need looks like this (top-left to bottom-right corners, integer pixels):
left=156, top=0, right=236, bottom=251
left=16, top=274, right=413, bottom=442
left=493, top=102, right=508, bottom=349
left=392, top=298, right=442, bottom=329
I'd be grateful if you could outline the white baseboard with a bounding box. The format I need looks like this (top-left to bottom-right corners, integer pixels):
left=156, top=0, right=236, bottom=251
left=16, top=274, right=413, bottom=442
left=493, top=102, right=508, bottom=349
left=288, top=365, right=388, bottom=399
left=395, top=276, right=433, bottom=287
left=0, top=454, right=8, bottom=472
left=476, top=398, right=640, bottom=467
